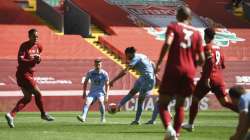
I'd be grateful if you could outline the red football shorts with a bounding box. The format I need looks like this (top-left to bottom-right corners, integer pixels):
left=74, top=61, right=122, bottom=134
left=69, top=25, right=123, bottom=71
left=159, top=72, right=195, bottom=97
left=16, top=71, right=36, bottom=89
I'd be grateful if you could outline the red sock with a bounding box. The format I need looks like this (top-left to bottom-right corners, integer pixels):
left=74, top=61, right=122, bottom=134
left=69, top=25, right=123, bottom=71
left=189, top=101, right=199, bottom=125
left=10, top=98, right=30, bottom=117
left=159, top=105, right=171, bottom=128
left=174, top=106, right=185, bottom=134
left=34, top=94, right=45, bottom=116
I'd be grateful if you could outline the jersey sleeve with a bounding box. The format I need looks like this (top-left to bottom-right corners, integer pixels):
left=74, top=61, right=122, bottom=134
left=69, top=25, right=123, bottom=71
left=239, top=96, right=249, bottom=113
left=165, top=24, right=175, bottom=44
left=85, top=71, right=91, bottom=81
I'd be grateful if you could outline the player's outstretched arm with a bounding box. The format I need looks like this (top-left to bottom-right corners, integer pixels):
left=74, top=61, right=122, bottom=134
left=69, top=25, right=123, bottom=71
left=156, top=36, right=172, bottom=73
left=109, top=67, right=129, bottom=87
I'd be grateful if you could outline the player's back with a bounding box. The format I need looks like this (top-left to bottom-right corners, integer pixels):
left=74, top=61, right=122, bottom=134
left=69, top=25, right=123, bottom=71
left=165, top=22, right=202, bottom=76
left=129, top=53, right=154, bottom=78
left=210, top=45, right=225, bottom=72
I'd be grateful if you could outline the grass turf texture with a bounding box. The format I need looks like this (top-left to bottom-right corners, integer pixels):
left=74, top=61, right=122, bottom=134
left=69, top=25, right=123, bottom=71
left=0, top=110, right=237, bottom=140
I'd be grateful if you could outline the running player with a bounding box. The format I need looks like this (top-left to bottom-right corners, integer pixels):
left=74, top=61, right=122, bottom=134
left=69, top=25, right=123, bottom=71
left=182, top=28, right=238, bottom=132
left=5, top=29, right=54, bottom=128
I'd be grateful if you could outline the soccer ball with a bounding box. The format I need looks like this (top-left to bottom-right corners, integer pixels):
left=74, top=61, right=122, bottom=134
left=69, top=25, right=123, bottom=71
left=108, top=103, right=117, bottom=114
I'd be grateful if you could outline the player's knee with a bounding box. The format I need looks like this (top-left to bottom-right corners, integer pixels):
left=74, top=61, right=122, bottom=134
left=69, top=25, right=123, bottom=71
left=85, top=100, right=92, bottom=106
left=23, top=96, right=32, bottom=103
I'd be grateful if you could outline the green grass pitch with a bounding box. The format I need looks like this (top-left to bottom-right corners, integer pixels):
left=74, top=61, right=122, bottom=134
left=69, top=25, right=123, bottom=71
left=0, top=110, right=238, bottom=140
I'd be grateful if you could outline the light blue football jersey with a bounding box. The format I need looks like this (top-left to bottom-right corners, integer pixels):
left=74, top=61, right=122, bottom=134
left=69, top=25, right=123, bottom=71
left=239, top=93, right=250, bottom=115
left=85, top=69, right=109, bottom=94
left=128, top=53, right=155, bottom=78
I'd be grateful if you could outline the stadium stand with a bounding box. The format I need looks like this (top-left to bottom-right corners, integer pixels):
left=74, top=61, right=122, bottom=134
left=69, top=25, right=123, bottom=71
left=1, top=0, right=250, bottom=111
left=72, top=0, right=250, bottom=89
left=0, top=0, right=136, bottom=91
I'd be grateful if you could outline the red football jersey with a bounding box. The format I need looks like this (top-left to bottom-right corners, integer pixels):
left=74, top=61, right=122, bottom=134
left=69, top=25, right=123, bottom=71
left=201, top=44, right=225, bottom=80
left=164, top=22, right=203, bottom=77
left=17, top=41, right=43, bottom=73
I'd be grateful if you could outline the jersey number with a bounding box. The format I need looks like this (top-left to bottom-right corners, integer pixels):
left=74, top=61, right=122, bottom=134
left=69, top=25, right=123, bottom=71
left=180, top=29, right=194, bottom=49
left=215, top=50, right=221, bottom=65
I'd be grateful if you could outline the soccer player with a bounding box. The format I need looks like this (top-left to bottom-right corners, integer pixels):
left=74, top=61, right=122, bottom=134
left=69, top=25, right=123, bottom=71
left=5, top=29, right=54, bottom=128
left=155, top=6, right=205, bottom=139
left=182, top=28, right=238, bottom=132
left=77, top=59, right=109, bottom=123
left=109, top=47, right=155, bottom=125
left=229, top=86, right=250, bottom=140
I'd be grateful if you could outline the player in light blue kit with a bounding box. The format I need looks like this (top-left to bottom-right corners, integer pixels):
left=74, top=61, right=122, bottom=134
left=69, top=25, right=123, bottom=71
left=229, top=85, right=250, bottom=140
left=109, top=47, right=155, bottom=125
left=77, top=59, right=109, bottom=123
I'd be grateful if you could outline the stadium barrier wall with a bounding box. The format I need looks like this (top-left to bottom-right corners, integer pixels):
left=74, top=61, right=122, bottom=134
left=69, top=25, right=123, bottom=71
left=36, top=0, right=64, bottom=32
left=64, top=0, right=91, bottom=37
left=0, top=91, right=225, bottom=112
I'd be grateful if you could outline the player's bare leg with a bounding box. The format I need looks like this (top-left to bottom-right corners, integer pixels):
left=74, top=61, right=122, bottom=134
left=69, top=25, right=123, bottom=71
left=218, top=96, right=238, bottom=112
left=77, top=97, right=94, bottom=122
left=182, top=80, right=210, bottom=132
left=98, top=96, right=106, bottom=123
left=32, top=86, right=54, bottom=121
left=174, top=95, right=186, bottom=137
left=213, top=87, right=238, bottom=112
left=6, top=87, right=32, bottom=128
left=159, top=93, right=177, bottom=139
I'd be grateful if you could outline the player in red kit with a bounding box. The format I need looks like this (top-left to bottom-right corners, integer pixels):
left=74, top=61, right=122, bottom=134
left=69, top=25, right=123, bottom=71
left=5, top=29, right=55, bottom=128
left=155, top=6, right=205, bottom=140
left=182, top=28, right=238, bottom=132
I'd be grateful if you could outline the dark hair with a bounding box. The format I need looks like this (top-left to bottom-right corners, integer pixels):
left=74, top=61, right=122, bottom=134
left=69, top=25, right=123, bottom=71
left=94, top=58, right=102, bottom=63
left=204, top=28, right=216, bottom=40
left=28, top=28, right=37, bottom=36
left=125, top=47, right=136, bottom=54
left=229, top=85, right=246, bottom=99
left=177, top=6, right=192, bottom=22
